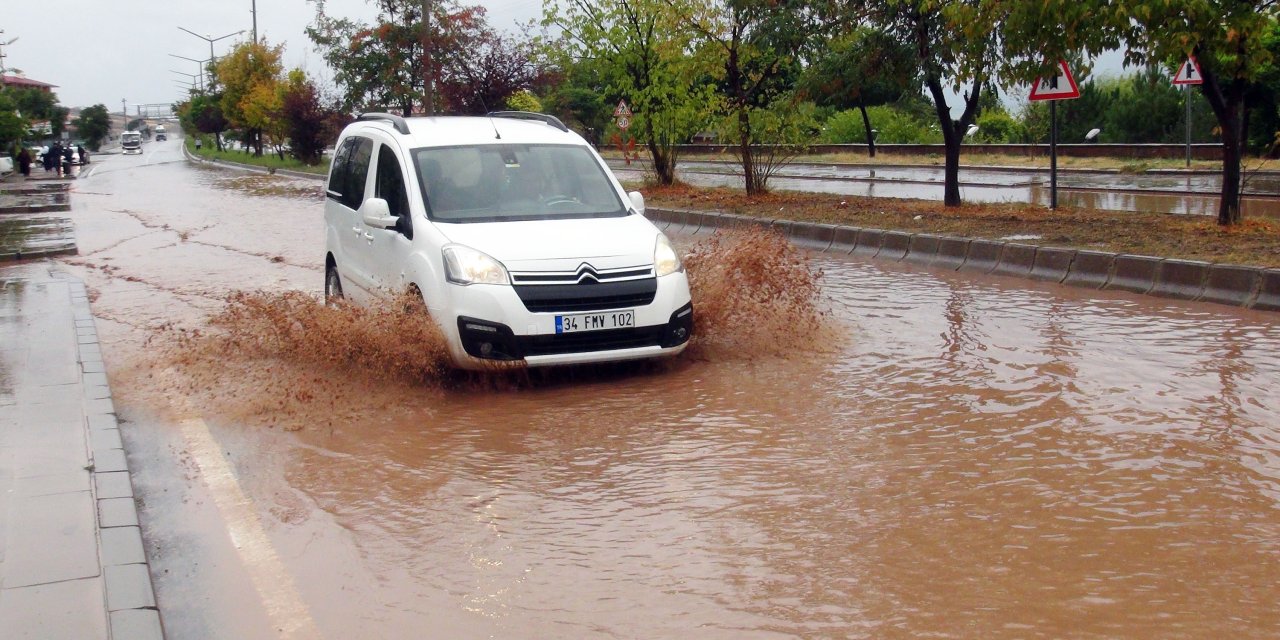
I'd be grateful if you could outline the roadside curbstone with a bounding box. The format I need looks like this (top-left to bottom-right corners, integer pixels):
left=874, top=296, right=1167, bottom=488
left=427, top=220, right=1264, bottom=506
left=830, top=225, right=861, bottom=254
left=769, top=219, right=794, bottom=239
left=905, top=233, right=941, bottom=264
left=992, top=243, right=1037, bottom=277
left=103, top=564, right=156, bottom=612
left=877, top=230, right=912, bottom=261
left=1030, top=247, right=1076, bottom=283
left=1252, top=269, right=1280, bottom=311
left=1063, top=250, right=1115, bottom=289
left=851, top=228, right=883, bottom=257
left=790, top=222, right=837, bottom=251
left=1106, top=255, right=1163, bottom=295
left=1152, top=259, right=1211, bottom=300
left=932, top=237, right=970, bottom=271
left=961, top=239, right=1005, bottom=273
left=1200, top=264, right=1261, bottom=307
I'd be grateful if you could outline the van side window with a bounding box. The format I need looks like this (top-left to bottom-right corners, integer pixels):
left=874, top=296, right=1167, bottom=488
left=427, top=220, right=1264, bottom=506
left=327, top=138, right=354, bottom=198
left=375, top=145, right=410, bottom=218
left=344, top=138, right=373, bottom=209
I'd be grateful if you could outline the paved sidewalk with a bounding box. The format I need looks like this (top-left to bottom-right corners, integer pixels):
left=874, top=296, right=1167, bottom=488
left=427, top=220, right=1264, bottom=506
left=0, top=191, right=163, bottom=637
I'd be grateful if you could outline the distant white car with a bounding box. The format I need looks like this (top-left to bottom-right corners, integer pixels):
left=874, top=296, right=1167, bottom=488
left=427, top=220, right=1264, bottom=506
left=323, top=111, right=693, bottom=369
left=0, top=156, right=12, bottom=175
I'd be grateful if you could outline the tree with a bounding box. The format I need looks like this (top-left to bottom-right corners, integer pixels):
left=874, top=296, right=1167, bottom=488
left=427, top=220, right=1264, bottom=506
left=675, top=0, right=819, bottom=194
left=72, top=105, right=111, bottom=151
left=281, top=70, right=338, bottom=165
left=179, top=94, right=231, bottom=151
left=307, top=0, right=491, bottom=115
left=0, top=91, right=28, bottom=154
left=870, top=0, right=1001, bottom=206
left=215, top=41, right=285, bottom=156
left=1001, top=0, right=1276, bottom=225
left=799, top=26, right=916, bottom=157
left=548, top=0, right=714, bottom=185
left=440, top=29, right=540, bottom=114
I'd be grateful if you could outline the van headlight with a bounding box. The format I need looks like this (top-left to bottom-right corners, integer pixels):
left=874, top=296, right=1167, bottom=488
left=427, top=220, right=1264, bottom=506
left=443, top=245, right=510, bottom=285
left=654, top=233, right=683, bottom=277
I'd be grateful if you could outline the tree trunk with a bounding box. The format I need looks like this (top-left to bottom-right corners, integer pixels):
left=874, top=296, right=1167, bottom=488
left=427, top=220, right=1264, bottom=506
left=739, top=105, right=759, bottom=195
left=1218, top=107, right=1244, bottom=225
left=1197, top=62, right=1246, bottom=226
left=645, top=119, right=676, bottom=185
left=859, top=99, right=875, bottom=158
left=926, top=78, right=962, bottom=206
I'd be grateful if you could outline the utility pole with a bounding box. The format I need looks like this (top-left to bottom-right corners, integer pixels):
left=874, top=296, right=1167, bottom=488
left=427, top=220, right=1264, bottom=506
left=251, top=0, right=258, bottom=44
left=421, top=0, right=434, bottom=115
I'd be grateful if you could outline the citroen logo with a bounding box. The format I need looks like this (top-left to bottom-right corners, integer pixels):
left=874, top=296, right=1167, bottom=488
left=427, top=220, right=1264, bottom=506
left=574, top=263, right=600, bottom=284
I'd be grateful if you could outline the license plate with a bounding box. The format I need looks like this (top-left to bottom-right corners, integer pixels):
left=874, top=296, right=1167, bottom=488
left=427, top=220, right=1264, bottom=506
left=555, top=309, right=635, bottom=334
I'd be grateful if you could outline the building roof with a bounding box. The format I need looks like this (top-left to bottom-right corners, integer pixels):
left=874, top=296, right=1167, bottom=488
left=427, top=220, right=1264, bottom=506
left=1, top=75, right=58, bottom=90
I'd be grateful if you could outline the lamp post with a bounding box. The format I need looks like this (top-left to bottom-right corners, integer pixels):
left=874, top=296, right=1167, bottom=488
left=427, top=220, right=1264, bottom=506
left=169, top=54, right=211, bottom=92
left=176, top=27, right=244, bottom=89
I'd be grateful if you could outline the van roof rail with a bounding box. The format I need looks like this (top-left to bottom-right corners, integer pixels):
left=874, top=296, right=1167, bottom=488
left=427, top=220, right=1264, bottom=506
left=486, top=111, right=569, bottom=133
left=357, top=112, right=411, bottom=135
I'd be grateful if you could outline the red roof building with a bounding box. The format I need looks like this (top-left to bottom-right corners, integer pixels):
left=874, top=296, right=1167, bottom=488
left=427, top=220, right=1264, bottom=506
left=1, top=75, right=58, bottom=92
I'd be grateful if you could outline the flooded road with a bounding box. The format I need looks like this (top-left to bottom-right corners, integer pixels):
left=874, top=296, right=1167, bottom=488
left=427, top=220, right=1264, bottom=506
left=613, top=160, right=1280, bottom=217
left=64, top=142, right=1280, bottom=638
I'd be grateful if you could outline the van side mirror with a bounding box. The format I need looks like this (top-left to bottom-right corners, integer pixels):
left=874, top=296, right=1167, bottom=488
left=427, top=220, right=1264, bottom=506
left=628, top=191, right=646, bottom=215
left=360, top=198, right=398, bottom=229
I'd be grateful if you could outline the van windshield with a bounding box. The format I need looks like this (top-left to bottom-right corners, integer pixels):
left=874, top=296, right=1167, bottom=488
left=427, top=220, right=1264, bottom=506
left=412, top=144, right=626, bottom=223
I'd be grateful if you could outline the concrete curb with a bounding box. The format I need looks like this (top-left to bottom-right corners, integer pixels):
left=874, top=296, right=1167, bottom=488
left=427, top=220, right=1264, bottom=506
left=647, top=207, right=1277, bottom=312
left=69, top=277, right=167, bottom=640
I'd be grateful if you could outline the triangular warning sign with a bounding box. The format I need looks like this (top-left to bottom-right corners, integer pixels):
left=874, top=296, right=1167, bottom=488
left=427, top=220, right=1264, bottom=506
left=1173, top=57, right=1203, bottom=85
left=1029, top=60, right=1081, bottom=101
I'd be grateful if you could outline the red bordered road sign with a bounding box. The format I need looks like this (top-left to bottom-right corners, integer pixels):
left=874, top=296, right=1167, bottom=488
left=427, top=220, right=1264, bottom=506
left=1029, top=60, right=1081, bottom=101
left=1173, top=57, right=1203, bottom=85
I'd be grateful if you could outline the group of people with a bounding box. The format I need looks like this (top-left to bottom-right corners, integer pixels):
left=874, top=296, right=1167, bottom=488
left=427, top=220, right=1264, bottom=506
left=14, top=142, right=88, bottom=178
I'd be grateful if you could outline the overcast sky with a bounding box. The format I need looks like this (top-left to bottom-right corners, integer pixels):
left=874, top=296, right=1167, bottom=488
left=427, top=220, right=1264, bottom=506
left=3, top=0, right=544, bottom=110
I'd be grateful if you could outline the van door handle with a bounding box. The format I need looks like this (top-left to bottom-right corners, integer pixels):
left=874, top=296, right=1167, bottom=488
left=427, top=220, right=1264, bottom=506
left=351, top=226, right=361, bottom=236
left=363, top=232, right=373, bottom=241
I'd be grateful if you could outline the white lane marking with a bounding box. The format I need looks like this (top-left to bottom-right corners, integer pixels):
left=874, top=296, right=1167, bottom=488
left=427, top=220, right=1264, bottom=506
left=166, top=371, right=322, bottom=639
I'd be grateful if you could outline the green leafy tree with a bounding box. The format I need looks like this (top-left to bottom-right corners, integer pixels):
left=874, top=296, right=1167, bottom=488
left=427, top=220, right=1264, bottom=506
left=1002, top=0, right=1276, bottom=224
left=0, top=91, right=28, bottom=154
left=504, top=90, right=541, bottom=112
left=800, top=26, right=917, bottom=157
left=541, top=63, right=613, bottom=145
left=178, top=94, right=231, bottom=151
left=869, top=0, right=1003, bottom=206
left=546, top=0, right=714, bottom=185
left=675, top=0, right=820, bottom=194
left=72, top=104, right=111, bottom=151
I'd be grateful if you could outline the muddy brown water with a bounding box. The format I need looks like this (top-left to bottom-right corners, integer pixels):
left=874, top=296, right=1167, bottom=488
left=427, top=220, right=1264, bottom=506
left=65, top=145, right=1280, bottom=638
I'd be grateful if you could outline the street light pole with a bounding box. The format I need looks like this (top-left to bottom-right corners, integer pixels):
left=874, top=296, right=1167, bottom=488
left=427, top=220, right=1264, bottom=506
left=421, top=0, right=434, bottom=115
left=177, top=27, right=244, bottom=89
left=169, top=54, right=210, bottom=92
left=251, top=0, right=258, bottom=44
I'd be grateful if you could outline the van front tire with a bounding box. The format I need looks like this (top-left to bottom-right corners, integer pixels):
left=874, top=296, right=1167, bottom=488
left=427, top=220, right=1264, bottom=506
left=325, top=264, right=344, bottom=304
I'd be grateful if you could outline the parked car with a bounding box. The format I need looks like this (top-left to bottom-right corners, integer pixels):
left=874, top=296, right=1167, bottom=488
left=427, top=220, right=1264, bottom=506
left=0, top=156, right=12, bottom=176
left=323, top=111, right=693, bottom=369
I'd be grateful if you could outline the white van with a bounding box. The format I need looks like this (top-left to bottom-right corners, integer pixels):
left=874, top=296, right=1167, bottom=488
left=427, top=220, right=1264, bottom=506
left=155, top=125, right=167, bottom=141
left=323, top=111, right=693, bottom=369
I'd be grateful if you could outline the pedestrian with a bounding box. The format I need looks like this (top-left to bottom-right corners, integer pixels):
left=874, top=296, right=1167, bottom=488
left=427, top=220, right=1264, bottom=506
left=77, top=145, right=88, bottom=165
left=61, top=145, right=73, bottom=176
left=49, top=142, right=63, bottom=176
left=17, top=147, right=32, bottom=177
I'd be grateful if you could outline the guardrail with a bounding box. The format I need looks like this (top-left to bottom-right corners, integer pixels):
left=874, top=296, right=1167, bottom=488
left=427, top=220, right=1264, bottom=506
left=674, top=143, right=1226, bottom=160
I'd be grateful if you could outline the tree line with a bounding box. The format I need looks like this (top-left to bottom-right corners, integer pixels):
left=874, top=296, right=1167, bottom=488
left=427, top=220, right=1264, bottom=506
left=176, top=0, right=1279, bottom=227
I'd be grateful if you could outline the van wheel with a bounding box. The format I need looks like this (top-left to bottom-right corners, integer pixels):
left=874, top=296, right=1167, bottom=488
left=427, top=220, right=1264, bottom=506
left=325, top=264, right=344, bottom=304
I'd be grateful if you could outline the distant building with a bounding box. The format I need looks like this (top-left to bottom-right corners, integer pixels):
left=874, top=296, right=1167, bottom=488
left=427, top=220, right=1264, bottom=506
left=1, top=75, right=58, bottom=92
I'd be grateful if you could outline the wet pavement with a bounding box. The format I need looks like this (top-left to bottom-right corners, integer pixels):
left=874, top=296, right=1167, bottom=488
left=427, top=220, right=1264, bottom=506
left=0, top=262, right=162, bottom=640
left=611, top=160, right=1280, bottom=217
left=44, top=140, right=1280, bottom=638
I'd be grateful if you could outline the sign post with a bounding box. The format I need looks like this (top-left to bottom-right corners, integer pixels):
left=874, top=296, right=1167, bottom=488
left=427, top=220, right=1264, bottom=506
left=1029, top=60, right=1081, bottom=209
left=1172, top=57, right=1203, bottom=168
left=612, top=100, right=637, bottom=165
